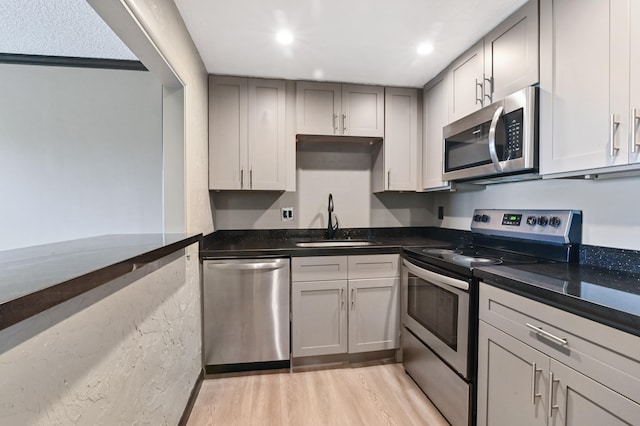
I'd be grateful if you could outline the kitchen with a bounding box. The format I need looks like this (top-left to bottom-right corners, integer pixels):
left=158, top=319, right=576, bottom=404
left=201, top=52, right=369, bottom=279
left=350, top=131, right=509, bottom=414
left=1, top=0, right=639, bottom=425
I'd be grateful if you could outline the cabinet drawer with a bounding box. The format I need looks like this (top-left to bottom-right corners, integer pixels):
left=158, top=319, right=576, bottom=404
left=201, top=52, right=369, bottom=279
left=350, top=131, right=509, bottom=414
left=348, top=254, right=399, bottom=279
left=292, top=256, right=348, bottom=281
left=479, top=283, right=640, bottom=403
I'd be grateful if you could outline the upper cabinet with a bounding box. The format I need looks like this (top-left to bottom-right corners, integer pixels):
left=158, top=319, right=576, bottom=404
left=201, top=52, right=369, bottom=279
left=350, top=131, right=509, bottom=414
left=372, top=87, right=420, bottom=192
left=539, top=0, right=640, bottom=177
left=448, top=40, right=485, bottom=123
left=484, top=0, right=539, bottom=102
left=209, top=76, right=288, bottom=190
left=448, top=0, right=539, bottom=123
left=422, top=73, right=451, bottom=191
left=296, top=82, right=384, bottom=137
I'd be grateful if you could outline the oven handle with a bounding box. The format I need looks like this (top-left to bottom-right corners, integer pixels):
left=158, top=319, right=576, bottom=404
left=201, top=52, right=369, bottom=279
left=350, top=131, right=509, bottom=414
left=402, top=259, right=469, bottom=291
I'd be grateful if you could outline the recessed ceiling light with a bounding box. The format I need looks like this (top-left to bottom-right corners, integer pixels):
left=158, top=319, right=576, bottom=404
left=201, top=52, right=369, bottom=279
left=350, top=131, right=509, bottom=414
left=417, top=42, right=434, bottom=56
left=276, top=29, right=294, bottom=45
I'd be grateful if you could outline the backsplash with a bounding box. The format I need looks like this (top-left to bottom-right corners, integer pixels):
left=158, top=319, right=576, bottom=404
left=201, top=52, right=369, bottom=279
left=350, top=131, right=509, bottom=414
left=211, top=146, right=436, bottom=230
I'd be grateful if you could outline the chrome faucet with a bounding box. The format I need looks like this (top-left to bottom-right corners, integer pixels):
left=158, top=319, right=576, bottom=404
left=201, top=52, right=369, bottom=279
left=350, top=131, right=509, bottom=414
left=327, top=193, right=339, bottom=239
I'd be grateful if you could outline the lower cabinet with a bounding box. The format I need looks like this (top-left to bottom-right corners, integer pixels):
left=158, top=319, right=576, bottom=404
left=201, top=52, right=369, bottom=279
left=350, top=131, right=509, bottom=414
left=291, top=255, right=400, bottom=358
left=477, top=283, right=640, bottom=426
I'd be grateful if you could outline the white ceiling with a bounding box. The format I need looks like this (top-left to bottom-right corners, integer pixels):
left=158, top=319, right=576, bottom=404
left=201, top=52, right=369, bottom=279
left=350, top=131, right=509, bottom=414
left=0, top=0, right=136, bottom=60
left=175, top=0, right=528, bottom=88
left=2, top=0, right=528, bottom=88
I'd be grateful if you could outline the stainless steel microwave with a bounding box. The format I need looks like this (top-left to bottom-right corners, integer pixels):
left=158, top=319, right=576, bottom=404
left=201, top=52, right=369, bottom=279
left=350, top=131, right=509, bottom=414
left=443, top=86, right=538, bottom=182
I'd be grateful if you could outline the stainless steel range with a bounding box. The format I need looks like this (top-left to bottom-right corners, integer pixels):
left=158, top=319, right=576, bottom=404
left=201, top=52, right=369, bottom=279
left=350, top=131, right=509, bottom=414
left=401, top=209, right=582, bottom=426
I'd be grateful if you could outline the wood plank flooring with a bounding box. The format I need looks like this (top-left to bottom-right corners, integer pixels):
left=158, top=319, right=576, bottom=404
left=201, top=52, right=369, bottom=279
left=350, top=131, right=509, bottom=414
left=187, top=363, right=449, bottom=426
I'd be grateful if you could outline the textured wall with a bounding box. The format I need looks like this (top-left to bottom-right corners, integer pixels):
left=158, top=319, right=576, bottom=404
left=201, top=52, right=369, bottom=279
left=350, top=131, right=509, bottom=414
left=0, top=248, right=200, bottom=425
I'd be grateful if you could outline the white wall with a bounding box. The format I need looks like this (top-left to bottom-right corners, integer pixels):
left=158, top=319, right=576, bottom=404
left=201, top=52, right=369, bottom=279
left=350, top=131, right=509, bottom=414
left=212, top=145, right=435, bottom=229
left=0, top=0, right=212, bottom=423
left=0, top=248, right=200, bottom=425
left=0, top=63, right=162, bottom=251
left=434, top=175, right=640, bottom=250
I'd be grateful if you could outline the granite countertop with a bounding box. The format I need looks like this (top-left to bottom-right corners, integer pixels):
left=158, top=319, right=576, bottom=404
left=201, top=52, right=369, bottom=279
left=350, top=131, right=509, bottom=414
left=0, top=233, right=202, bottom=331
left=201, top=227, right=470, bottom=258
left=475, top=261, right=640, bottom=338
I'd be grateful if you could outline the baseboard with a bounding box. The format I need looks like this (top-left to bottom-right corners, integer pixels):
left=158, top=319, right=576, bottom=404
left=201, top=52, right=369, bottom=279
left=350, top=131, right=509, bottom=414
left=178, top=369, right=204, bottom=426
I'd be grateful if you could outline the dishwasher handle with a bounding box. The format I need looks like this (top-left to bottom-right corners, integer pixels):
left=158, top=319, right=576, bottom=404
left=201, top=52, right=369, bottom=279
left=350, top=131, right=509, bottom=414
left=206, top=260, right=288, bottom=271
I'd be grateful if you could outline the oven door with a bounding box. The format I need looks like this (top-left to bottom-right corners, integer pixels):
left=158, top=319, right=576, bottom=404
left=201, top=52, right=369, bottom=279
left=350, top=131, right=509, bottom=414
left=401, top=258, right=470, bottom=378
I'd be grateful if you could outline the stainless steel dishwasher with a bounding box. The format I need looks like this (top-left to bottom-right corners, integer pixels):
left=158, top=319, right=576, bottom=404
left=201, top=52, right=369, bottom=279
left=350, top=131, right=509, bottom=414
left=203, top=258, right=290, bottom=368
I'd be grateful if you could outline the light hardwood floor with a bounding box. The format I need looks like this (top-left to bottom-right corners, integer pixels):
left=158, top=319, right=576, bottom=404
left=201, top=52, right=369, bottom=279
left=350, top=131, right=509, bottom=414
left=187, top=363, right=449, bottom=426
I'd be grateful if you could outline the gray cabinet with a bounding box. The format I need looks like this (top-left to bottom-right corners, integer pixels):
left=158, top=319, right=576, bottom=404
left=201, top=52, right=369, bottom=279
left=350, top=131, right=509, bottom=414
left=422, top=72, right=451, bottom=191
left=483, top=0, right=539, bottom=102
left=448, top=40, right=485, bottom=123
left=209, top=75, right=288, bottom=190
left=373, top=87, right=419, bottom=191
left=477, top=283, right=640, bottom=426
left=296, top=82, right=384, bottom=137
left=539, top=0, right=640, bottom=177
left=448, top=0, right=538, bottom=123
left=291, top=255, right=400, bottom=358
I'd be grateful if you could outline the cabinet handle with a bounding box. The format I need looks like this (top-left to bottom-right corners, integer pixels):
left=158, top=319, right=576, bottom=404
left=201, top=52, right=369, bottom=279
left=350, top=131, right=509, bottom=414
left=240, top=168, right=244, bottom=189
left=475, top=78, right=484, bottom=106
left=632, top=108, right=640, bottom=153
left=548, top=371, right=560, bottom=418
left=610, top=114, right=620, bottom=157
left=526, top=323, right=568, bottom=346
left=351, top=288, right=355, bottom=309
left=531, top=362, right=542, bottom=405
left=250, top=168, right=253, bottom=189
left=484, top=77, right=493, bottom=103
left=342, top=113, right=347, bottom=134
left=341, top=288, right=345, bottom=310
left=387, top=170, right=391, bottom=190
left=333, top=113, right=338, bottom=134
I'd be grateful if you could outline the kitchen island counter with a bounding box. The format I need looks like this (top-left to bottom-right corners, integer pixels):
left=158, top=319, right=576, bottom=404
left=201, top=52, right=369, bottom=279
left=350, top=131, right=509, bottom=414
left=0, top=233, right=202, bottom=331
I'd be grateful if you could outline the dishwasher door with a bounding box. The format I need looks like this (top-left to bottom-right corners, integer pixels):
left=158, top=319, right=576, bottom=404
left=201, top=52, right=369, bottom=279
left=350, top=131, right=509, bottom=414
left=203, top=258, right=290, bottom=366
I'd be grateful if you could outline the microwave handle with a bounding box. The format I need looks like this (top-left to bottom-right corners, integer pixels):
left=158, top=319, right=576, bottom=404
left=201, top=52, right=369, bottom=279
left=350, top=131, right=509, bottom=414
left=488, top=105, right=505, bottom=172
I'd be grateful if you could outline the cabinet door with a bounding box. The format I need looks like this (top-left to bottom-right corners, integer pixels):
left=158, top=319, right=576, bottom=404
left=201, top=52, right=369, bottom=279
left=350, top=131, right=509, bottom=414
left=209, top=76, right=247, bottom=189
left=539, top=0, right=630, bottom=175
left=422, top=74, right=451, bottom=191
left=296, top=81, right=342, bottom=135
left=550, top=359, right=640, bottom=426
left=484, top=0, right=539, bottom=102
left=477, top=321, right=548, bottom=426
left=384, top=87, right=418, bottom=191
left=448, top=40, right=485, bottom=122
left=630, top=1, right=640, bottom=165
left=292, top=280, right=348, bottom=357
left=348, top=277, right=399, bottom=353
left=248, top=79, right=286, bottom=190
left=341, top=84, right=384, bottom=137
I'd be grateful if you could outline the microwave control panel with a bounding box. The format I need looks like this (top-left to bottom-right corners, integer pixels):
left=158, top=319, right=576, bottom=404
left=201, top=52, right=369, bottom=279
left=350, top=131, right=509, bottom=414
left=503, top=108, right=523, bottom=160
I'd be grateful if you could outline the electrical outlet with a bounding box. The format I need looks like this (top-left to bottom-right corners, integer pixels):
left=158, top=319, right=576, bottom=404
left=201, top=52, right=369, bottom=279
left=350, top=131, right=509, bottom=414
left=281, top=207, right=294, bottom=222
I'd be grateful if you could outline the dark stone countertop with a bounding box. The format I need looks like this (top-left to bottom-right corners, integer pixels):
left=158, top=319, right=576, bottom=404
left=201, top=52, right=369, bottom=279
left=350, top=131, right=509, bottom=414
left=474, top=261, right=640, bottom=338
left=200, top=227, right=471, bottom=258
left=0, top=233, right=202, bottom=331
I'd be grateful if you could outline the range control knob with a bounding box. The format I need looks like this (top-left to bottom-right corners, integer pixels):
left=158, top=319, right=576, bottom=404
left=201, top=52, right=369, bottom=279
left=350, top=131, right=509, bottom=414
left=481, top=214, right=490, bottom=223
left=473, top=214, right=483, bottom=222
left=549, top=216, right=562, bottom=228
left=526, top=216, right=537, bottom=226
left=538, top=216, right=549, bottom=226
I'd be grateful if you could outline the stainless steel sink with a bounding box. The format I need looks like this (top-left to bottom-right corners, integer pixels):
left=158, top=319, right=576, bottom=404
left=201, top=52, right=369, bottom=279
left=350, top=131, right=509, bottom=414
left=295, top=240, right=378, bottom=248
